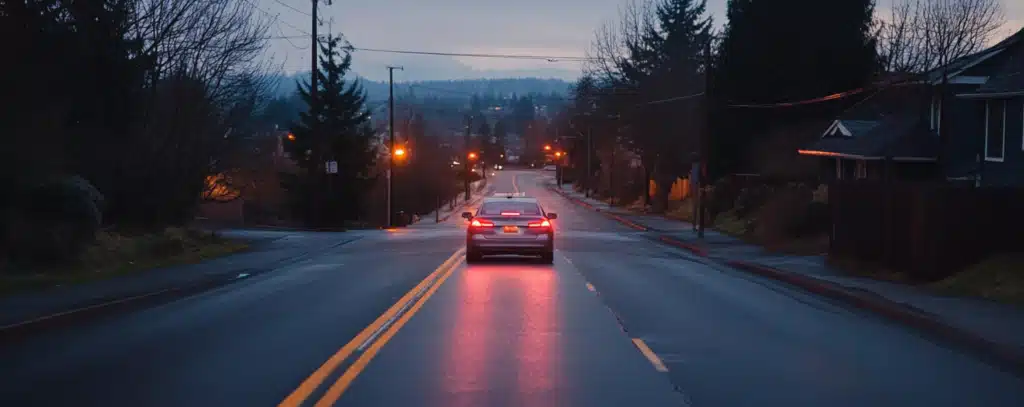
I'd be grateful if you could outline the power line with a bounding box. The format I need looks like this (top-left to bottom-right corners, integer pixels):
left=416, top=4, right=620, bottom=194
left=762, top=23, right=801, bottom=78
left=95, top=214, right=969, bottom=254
left=240, top=0, right=311, bottom=36
left=260, top=37, right=592, bottom=62
left=725, top=79, right=920, bottom=109
left=349, top=47, right=593, bottom=62
left=271, top=0, right=310, bottom=16
left=642, top=92, right=705, bottom=106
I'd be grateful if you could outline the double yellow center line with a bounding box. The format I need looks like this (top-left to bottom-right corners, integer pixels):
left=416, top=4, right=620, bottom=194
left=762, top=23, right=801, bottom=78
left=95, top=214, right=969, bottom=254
left=279, top=248, right=465, bottom=407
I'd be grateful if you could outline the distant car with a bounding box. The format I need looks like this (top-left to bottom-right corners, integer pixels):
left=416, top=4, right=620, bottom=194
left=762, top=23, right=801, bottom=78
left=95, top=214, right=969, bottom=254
left=543, top=165, right=556, bottom=171
left=462, top=194, right=557, bottom=264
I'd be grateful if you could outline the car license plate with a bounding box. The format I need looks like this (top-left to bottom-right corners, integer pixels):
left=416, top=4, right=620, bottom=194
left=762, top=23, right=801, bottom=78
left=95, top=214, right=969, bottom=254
left=503, top=225, right=518, bottom=233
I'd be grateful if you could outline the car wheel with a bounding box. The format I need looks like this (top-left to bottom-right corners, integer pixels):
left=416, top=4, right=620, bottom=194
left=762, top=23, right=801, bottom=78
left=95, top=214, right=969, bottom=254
left=540, top=251, right=554, bottom=264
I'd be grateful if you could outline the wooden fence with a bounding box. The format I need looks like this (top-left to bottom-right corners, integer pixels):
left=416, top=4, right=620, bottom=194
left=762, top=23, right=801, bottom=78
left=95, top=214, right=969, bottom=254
left=830, top=181, right=1024, bottom=281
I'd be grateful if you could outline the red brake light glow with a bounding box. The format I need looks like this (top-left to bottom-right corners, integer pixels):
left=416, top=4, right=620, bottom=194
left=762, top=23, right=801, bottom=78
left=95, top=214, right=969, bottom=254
left=528, top=220, right=551, bottom=228
left=470, top=219, right=494, bottom=227
left=500, top=211, right=521, bottom=216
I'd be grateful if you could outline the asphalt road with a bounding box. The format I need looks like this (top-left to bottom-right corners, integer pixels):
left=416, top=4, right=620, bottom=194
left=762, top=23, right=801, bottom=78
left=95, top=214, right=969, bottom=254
left=1, top=169, right=1022, bottom=406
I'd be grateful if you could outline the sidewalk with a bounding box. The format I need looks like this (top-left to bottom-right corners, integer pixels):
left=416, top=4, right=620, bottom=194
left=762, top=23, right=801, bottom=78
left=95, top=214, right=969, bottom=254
left=549, top=180, right=1024, bottom=374
left=412, top=179, right=492, bottom=225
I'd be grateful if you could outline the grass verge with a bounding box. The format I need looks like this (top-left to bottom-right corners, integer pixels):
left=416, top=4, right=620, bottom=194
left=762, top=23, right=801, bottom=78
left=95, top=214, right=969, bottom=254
left=0, top=228, right=249, bottom=296
left=929, top=254, right=1024, bottom=306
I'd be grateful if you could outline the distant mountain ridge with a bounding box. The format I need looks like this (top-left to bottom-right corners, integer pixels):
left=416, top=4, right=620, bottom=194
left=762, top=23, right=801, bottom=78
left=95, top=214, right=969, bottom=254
left=268, top=73, right=573, bottom=101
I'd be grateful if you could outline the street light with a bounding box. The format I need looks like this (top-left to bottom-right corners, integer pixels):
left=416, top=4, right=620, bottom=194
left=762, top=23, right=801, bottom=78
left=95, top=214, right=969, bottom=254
left=467, top=152, right=478, bottom=160
left=544, top=144, right=552, bottom=151
left=286, top=133, right=296, bottom=141
left=394, top=147, right=406, bottom=158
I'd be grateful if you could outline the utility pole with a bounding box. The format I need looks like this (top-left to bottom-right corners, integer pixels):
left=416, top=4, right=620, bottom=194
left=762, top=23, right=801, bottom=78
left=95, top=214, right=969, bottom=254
left=311, top=0, right=321, bottom=101
left=311, top=0, right=322, bottom=223
left=697, top=38, right=712, bottom=239
left=585, top=125, right=592, bottom=198
left=464, top=115, right=473, bottom=201
left=386, top=65, right=403, bottom=227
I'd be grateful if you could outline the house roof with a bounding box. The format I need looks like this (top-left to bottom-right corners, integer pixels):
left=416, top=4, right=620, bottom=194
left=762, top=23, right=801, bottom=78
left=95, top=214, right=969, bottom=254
left=925, top=28, right=1023, bottom=84
left=799, top=84, right=936, bottom=160
left=956, top=28, right=1024, bottom=97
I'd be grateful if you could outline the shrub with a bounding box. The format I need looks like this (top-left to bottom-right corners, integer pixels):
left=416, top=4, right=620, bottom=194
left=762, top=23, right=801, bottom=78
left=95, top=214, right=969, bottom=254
left=3, top=175, right=104, bottom=270
left=734, top=184, right=773, bottom=218
left=751, top=186, right=814, bottom=240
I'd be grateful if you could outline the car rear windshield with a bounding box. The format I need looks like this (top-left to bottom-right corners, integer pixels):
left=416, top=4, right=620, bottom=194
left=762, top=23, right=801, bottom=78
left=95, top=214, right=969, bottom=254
left=479, top=201, right=542, bottom=216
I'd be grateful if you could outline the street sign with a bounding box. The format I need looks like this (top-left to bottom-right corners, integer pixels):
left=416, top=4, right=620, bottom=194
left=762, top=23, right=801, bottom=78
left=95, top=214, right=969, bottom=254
left=326, top=161, right=338, bottom=174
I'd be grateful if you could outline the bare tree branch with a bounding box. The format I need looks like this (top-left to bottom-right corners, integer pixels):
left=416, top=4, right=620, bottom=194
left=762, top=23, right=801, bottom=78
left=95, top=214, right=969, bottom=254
left=878, top=0, right=1005, bottom=74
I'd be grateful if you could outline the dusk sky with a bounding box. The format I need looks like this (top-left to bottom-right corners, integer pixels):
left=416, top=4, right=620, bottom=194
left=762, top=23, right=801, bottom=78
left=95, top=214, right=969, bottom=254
left=257, top=0, right=1024, bottom=82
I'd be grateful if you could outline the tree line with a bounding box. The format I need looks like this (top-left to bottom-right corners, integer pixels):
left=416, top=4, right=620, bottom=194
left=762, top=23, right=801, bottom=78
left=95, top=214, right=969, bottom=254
left=2, top=0, right=278, bottom=264
left=564, top=0, right=1006, bottom=210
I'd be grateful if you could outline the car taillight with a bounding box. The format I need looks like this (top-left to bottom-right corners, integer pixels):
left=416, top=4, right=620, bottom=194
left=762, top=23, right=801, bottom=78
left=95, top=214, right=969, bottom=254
left=471, top=219, right=494, bottom=227
left=528, top=220, right=551, bottom=228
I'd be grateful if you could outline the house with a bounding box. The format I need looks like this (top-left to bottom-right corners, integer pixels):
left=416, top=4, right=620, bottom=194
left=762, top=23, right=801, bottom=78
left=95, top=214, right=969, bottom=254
left=799, top=28, right=1024, bottom=186
left=956, top=30, right=1024, bottom=187
left=798, top=82, right=938, bottom=181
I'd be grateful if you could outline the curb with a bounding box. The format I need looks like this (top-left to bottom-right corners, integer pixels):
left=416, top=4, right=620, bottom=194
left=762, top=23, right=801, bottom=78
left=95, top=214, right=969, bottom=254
left=658, top=235, right=708, bottom=257
left=0, top=237, right=361, bottom=343
left=549, top=184, right=1024, bottom=376
left=725, top=260, right=1024, bottom=378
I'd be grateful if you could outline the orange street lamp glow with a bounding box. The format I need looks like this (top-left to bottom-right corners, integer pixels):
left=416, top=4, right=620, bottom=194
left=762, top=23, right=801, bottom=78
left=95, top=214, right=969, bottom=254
left=287, top=133, right=296, bottom=141
left=394, top=148, right=406, bottom=157
left=554, top=151, right=563, bottom=157
left=544, top=144, right=552, bottom=151
left=468, top=152, right=478, bottom=160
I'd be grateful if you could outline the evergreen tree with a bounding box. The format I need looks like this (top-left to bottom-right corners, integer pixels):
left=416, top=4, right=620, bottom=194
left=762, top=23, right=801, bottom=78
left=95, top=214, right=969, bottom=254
left=712, top=0, right=877, bottom=175
left=283, top=35, right=377, bottom=226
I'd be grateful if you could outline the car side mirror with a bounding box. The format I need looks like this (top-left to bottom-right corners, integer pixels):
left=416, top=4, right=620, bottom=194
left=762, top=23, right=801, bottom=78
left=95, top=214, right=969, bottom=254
left=461, top=212, right=473, bottom=220
left=546, top=213, right=558, bottom=220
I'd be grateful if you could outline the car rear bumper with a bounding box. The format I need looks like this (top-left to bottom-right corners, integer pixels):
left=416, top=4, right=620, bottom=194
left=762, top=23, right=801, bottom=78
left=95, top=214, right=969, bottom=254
left=467, top=234, right=553, bottom=254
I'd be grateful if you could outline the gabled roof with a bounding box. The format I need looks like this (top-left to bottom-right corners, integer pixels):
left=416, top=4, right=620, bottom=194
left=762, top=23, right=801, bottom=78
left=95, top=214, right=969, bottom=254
left=799, top=84, right=936, bottom=160
left=958, top=28, right=1024, bottom=97
left=927, top=28, right=1023, bottom=84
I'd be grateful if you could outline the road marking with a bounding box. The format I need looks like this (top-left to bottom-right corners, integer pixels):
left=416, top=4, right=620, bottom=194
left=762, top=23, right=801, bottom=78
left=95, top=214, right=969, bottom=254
left=632, top=338, right=669, bottom=372
left=314, top=254, right=462, bottom=406
left=277, top=248, right=464, bottom=407
left=513, top=174, right=520, bottom=193
left=586, top=283, right=596, bottom=292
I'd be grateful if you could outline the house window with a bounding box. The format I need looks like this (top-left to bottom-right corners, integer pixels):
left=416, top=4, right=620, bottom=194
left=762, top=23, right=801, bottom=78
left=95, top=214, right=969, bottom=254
left=985, top=100, right=1006, bottom=161
left=855, top=160, right=867, bottom=179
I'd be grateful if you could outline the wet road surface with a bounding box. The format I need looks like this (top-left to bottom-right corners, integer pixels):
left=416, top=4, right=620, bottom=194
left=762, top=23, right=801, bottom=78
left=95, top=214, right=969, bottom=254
left=1, top=170, right=1022, bottom=407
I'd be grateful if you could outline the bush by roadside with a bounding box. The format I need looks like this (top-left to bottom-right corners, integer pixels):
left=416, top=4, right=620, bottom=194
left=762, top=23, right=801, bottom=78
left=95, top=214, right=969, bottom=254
left=707, top=180, right=830, bottom=255
left=0, top=227, right=248, bottom=295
